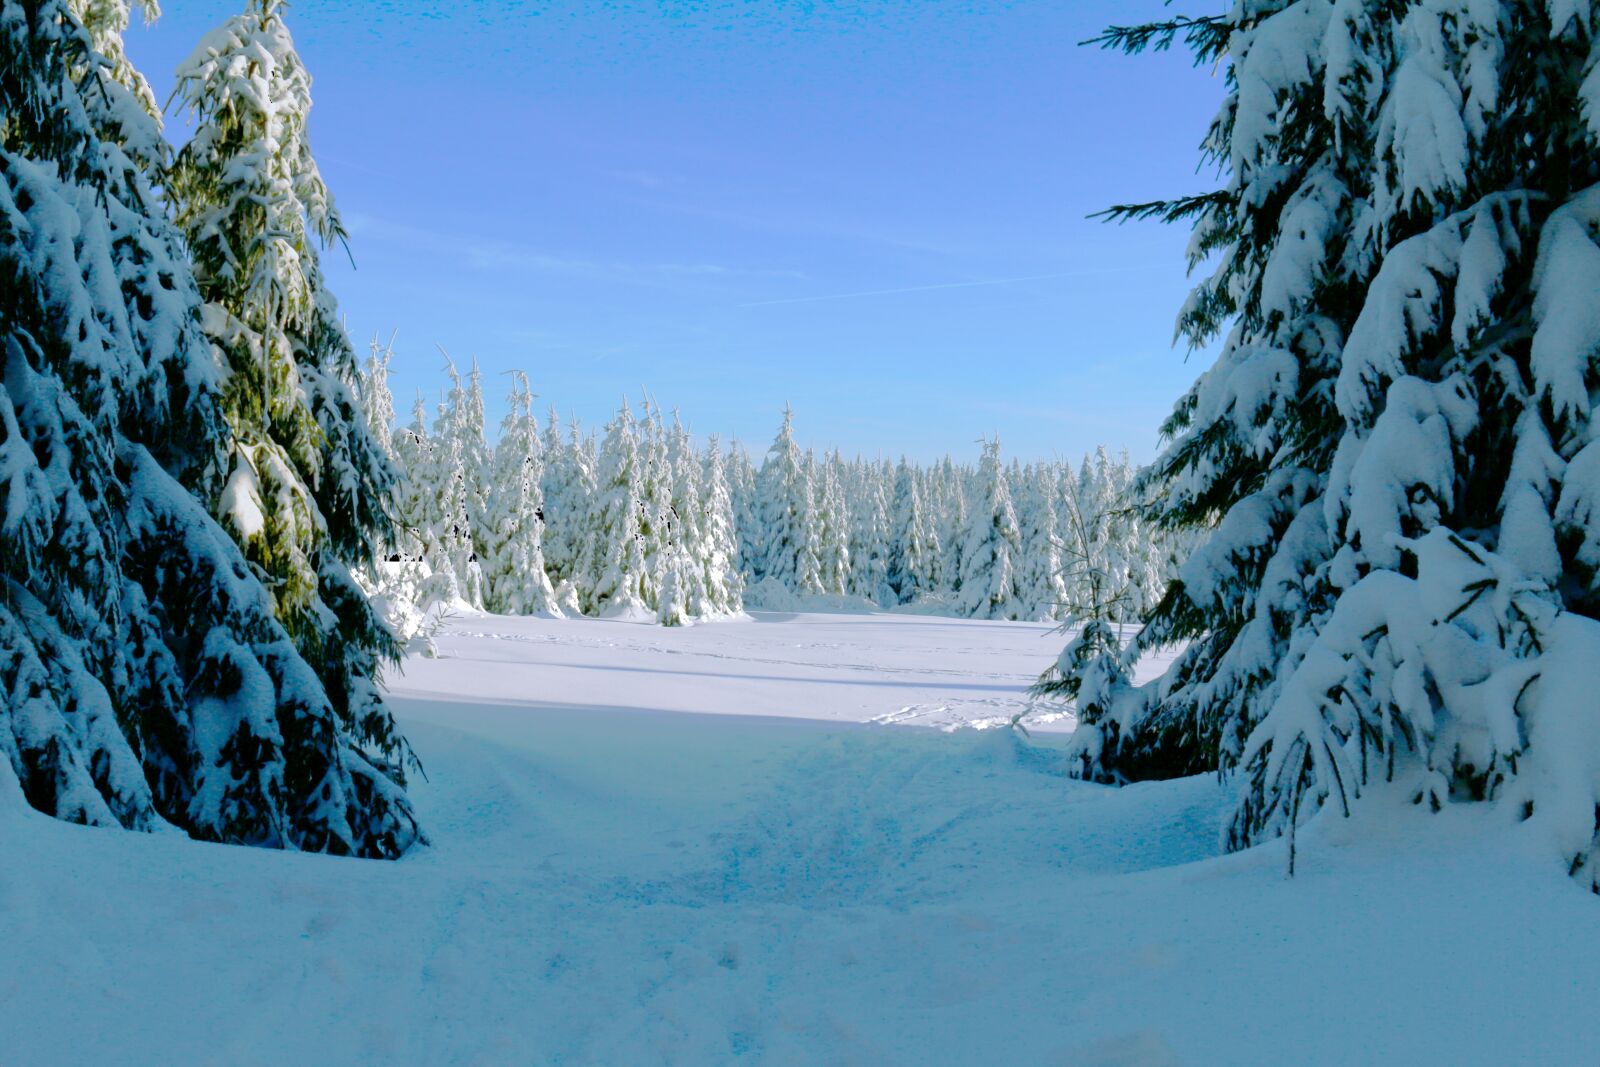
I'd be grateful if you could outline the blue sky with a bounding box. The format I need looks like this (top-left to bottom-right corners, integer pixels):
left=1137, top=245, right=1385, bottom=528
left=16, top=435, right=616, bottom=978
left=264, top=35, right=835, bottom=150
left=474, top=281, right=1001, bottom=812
left=127, top=1, right=1225, bottom=464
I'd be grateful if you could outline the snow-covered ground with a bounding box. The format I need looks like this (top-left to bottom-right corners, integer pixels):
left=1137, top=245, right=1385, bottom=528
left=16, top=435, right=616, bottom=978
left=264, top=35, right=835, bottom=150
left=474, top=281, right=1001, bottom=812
left=408, top=609, right=1094, bottom=732
left=5, top=611, right=1599, bottom=1065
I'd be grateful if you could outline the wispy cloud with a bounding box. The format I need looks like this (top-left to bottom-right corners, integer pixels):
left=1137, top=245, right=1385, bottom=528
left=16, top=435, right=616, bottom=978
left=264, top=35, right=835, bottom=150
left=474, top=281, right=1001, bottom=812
left=624, top=196, right=970, bottom=259
left=736, top=265, right=1163, bottom=308
left=342, top=212, right=803, bottom=284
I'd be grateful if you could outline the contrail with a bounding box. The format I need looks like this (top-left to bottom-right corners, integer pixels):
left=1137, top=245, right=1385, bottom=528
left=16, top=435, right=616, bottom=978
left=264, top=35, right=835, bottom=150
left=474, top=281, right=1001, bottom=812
left=736, top=264, right=1161, bottom=308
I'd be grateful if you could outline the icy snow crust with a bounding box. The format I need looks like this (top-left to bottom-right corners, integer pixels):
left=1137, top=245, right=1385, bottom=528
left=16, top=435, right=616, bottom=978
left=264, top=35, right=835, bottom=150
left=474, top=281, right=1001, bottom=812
left=5, top=611, right=1598, bottom=1065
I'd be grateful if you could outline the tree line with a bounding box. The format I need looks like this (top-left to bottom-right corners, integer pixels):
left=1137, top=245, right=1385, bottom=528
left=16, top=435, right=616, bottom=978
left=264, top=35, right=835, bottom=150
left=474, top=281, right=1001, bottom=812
left=357, top=351, right=1183, bottom=636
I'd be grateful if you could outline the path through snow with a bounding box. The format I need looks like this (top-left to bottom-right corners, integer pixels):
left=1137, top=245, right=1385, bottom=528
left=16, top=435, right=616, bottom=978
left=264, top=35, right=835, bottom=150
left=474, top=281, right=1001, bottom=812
left=4, top=611, right=1598, bottom=1065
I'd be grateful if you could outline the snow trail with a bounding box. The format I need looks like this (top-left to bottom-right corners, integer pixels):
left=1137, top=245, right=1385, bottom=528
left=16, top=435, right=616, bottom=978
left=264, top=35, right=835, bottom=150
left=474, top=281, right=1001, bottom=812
left=5, top=612, right=1598, bottom=1065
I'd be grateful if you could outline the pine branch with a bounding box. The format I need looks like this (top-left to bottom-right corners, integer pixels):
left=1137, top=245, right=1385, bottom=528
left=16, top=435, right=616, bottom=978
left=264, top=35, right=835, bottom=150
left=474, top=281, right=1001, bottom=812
left=1084, top=15, right=1230, bottom=63
left=1090, top=190, right=1228, bottom=226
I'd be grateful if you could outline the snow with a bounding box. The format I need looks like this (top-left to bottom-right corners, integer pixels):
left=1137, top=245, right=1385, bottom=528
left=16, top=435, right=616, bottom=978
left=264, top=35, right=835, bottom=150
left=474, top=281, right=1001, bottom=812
left=407, top=610, right=1089, bottom=733
left=1335, top=216, right=1463, bottom=427
left=1381, top=6, right=1471, bottom=213
left=1338, top=375, right=1475, bottom=571
left=1532, top=186, right=1600, bottom=434
left=1229, top=0, right=1327, bottom=188
left=219, top=451, right=267, bottom=539
left=5, top=609, right=1599, bottom=1064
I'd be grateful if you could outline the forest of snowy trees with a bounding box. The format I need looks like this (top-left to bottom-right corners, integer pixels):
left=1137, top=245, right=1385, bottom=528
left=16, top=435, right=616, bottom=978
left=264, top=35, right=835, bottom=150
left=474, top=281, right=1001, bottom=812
left=355, top=353, right=1181, bottom=634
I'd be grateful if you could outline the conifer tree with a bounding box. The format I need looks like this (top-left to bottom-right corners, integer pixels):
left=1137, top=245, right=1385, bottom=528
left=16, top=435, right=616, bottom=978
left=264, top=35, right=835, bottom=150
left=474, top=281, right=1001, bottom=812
left=1094, top=448, right=1165, bottom=620
left=655, top=557, right=691, bottom=627
left=958, top=438, right=1024, bottom=620
left=1044, top=455, right=1144, bottom=733
left=359, top=337, right=398, bottom=467
left=850, top=459, right=894, bottom=605
left=935, top=458, right=967, bottom=594
left=1017, top=464, right=1068, bottom=622
left=639, top=400, right=678, bottom=613
left=585, top=399, right=650, bottom=616
left=429, top=360, right=485, bottom=608
left=564, top=420, right=601, bottom=608
left=888, top=459, right=936, bottom=604
left=391, top=394, right=457, bottom=604
left=726, top=441, right=762, bottom=580
left=757, top=407, right=824, bottom=594
left=659, top=410, right=709, bottom=622
left=1054, top=449, right=1151, bottom=626
left=482, top=373, right=559, bottom=616
left=812, top=451, right=853, bottom=596
left=1045, top=0, right=1600, bottom=886
left=538, top=409, right=583, bottom=588
left=353, top=340, right=447, bottom=649
left=701, top=436, right=747, bottom=615
left=460, top=359, right=493, bottom=575
left=1, top=0, right=416, bottom=855
left=167, top=0, right=419, bottom=851
left=388, top=395, right=428, bottom=563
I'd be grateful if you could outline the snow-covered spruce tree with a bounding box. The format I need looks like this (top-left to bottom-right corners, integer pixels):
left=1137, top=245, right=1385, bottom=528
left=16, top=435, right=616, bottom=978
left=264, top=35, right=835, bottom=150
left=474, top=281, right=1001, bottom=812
left=726, top=441, right=762, bottom=580
left=175, top=0, right=426, bottom=782
left=1042, top=452, right=1150, bottom=733
left=539, top=407, right=570, bottom=580
left=388, top=394, right=428, bottom=554
left=934, top=457, right=967, bottom=595
left=459, top=359, right=493, bottom=577
left=756, top=406, right=824, bottom=595
left=358, top=336, right=398, bottom=467
left=1017, top=464, right=1069, bottom=622
left=918, top=463, right=944, bottom=594
left=849, top=458, right=894, bottom=605
left=958, top=438, right=1025, bottom=620
left=887, top=459, right=937, bottom=604
left=389, top=393, right=461, bottom=605
left=701, top=435, right=746, bottom=615
left=669, top=414, right=734, bottom=618
left=1058, top=459, right=1116, bottom=624
left=635, top=398, right=675, bottom=616
left=169, top=0, right=421, bottom=846
left=427, top=358, right=486, bottom=608
left=584, top=399, right=651, bottom=617
left=1, top=0, right=417, bottom=855
left=564, top=420, right=601, bottom=611
left=1043, top=1, right=1600, bottom=884
left=1089, top=447, right=1168, bottom=620
left=352, top=339, right=447, bottom=653
left=539, top=410, right=589, bottom=592
left=1054, top=449, right=1152, bottom=627
left=658, top=410, right=707, bottom=624
left=482, top=372, right=559, bottom=616
left=812, top=451, right=853, bottom=596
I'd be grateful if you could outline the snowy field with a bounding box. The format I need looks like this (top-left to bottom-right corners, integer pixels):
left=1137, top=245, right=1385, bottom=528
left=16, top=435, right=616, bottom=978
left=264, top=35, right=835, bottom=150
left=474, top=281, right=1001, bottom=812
left=404, top=609, right=1094, bottom=733
left=6, top=611, right=1600, bottom=1065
